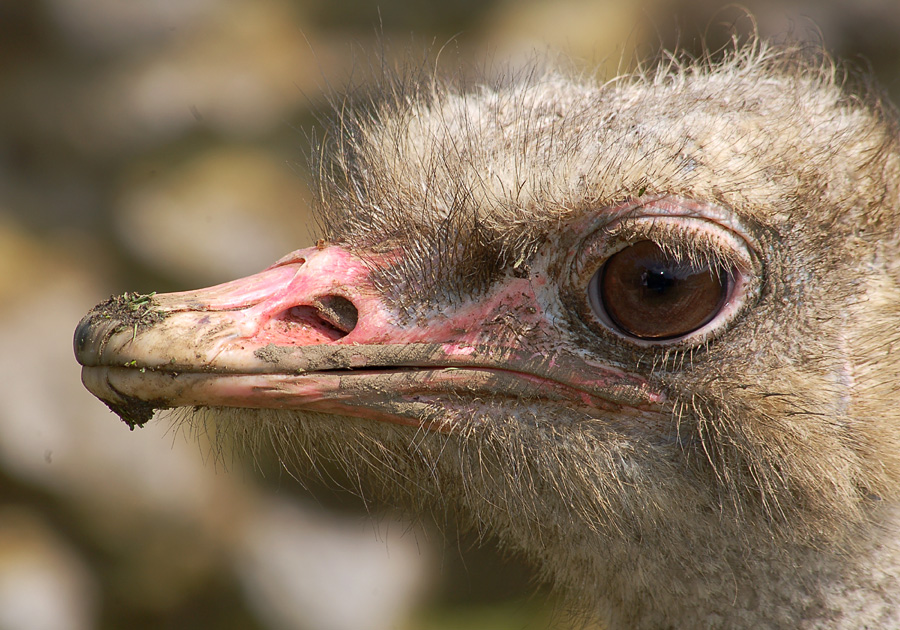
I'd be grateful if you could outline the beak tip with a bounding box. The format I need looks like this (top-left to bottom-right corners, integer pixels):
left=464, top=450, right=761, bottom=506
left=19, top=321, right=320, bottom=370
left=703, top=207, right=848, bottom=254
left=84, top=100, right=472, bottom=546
left=73, top=313, right=97, bottom=360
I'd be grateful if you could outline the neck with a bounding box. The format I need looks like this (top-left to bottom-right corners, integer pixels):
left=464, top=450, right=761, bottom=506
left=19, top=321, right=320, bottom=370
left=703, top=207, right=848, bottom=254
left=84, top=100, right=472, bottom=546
left=229, top=410, right=900, bottom=629
left=516, top=503, right=900, bottom=630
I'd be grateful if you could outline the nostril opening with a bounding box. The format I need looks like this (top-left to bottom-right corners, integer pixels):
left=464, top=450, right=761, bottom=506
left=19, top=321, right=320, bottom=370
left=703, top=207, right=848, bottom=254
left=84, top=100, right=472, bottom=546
left=281, top=295, right=358, bottom=341
left=310, top=295, right=358, bottom=337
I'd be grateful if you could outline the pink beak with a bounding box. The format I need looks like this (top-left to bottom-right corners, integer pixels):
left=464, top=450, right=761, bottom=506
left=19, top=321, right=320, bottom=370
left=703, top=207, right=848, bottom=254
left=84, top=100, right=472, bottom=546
left=75, top=244, right=661, bottom=431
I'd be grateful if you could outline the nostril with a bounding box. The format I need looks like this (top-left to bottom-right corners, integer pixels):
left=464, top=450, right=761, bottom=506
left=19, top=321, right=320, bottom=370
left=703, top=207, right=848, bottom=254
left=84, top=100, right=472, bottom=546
left=310, top=295, right=358, bottom=336
left=281, top=295, right=359, bottom=342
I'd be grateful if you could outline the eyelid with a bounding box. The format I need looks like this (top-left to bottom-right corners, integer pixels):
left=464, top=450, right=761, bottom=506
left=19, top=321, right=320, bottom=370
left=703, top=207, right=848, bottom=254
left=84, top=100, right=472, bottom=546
left=574, top=214, right=754, bottom=283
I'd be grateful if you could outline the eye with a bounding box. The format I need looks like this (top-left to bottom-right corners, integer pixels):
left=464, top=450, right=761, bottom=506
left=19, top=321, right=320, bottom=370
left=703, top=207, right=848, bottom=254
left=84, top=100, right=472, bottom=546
left=588, top=240, right=729, bottom=340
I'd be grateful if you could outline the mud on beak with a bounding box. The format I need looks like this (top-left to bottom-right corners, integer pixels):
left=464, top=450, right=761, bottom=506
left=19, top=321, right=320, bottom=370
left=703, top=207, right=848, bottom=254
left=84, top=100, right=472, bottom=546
left=75, top=245, right=660, bottom=431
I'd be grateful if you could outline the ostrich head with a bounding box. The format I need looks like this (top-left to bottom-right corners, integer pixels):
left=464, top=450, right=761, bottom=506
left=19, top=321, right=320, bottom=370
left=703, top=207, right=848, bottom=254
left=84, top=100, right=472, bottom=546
left=75, top=42, right=900, bottom=628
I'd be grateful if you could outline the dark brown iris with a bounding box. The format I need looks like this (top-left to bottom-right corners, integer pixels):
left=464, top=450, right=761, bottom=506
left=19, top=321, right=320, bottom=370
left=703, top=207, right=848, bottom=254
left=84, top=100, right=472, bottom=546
left=597, top=240, right=727, bottom=340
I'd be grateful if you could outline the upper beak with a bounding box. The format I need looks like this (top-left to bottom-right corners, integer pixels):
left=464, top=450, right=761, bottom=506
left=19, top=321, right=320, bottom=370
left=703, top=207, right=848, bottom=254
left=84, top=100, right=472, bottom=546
left=74, top=245, right=661, bottom=430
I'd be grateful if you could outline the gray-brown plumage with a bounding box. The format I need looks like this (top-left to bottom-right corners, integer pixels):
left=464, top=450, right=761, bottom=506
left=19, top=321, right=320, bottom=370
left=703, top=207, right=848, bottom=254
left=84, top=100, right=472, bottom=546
left=75, top=41, right=900, bottom=629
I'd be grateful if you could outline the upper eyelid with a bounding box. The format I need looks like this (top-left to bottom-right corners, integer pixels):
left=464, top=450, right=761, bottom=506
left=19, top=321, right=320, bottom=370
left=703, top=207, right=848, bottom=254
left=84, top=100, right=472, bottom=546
left=574, top=214, right=756, bottom=283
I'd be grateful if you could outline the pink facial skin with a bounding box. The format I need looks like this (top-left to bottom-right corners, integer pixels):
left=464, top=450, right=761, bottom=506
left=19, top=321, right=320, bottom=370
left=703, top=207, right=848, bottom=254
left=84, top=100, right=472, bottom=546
left=75, top=243, right=665, bottom=432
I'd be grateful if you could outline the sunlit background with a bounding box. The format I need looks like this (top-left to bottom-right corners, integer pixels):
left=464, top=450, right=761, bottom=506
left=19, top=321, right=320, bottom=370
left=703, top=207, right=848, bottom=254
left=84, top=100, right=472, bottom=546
left=2, top=1, right=900, bottom=629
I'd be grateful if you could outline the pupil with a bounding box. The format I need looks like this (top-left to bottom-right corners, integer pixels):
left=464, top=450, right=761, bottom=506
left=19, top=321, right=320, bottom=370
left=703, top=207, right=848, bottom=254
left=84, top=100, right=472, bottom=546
left=643, top=268, right=674, bottom=293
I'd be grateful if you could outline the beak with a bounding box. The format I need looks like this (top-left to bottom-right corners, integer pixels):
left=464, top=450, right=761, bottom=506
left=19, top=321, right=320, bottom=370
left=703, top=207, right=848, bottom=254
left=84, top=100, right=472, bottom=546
left=74, top=245, right=661, bottom=430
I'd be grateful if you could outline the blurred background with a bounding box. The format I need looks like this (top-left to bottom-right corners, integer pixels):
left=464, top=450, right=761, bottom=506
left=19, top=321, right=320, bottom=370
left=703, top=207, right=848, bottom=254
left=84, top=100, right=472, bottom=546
left=1, top=1, right=900, bottom=629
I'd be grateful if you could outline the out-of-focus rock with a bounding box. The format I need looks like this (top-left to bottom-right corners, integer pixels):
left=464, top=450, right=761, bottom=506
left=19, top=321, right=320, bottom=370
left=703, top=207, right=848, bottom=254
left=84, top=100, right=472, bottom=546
left=235, top=498, right=430, bottom=630
left=43, top=0, right=218, bottom=52
left=11, top=0, right=326, bottom=162
left=0, top=508, right=97, bottom=630
left=114, top=147, right=314, bottom=285
left=78, top=0, right=321, bottom=154
left=0, top=215, right=65, bottom=303
left=478, top=0, right=662, bottom=73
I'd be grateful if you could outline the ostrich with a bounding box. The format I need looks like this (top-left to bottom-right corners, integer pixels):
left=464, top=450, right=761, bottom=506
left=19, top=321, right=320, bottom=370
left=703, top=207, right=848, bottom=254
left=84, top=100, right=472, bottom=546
left=74, top=42, right=900, bottom=629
